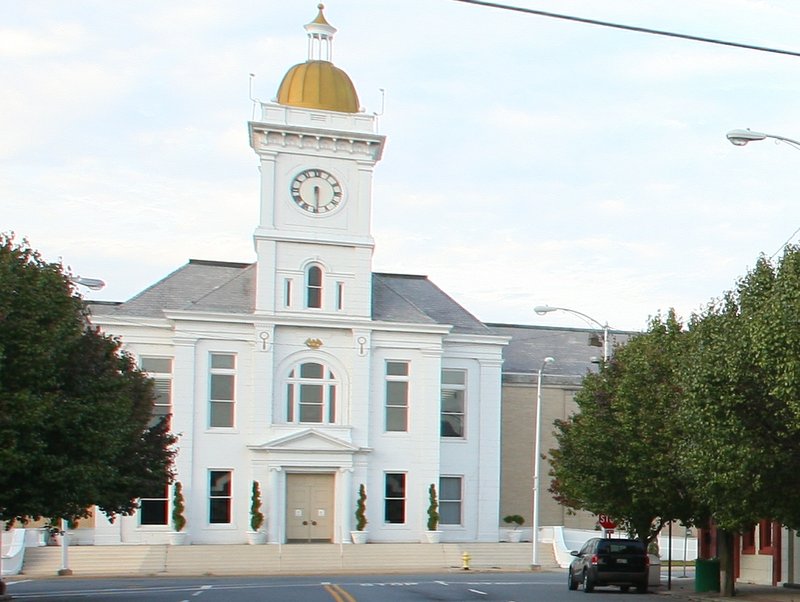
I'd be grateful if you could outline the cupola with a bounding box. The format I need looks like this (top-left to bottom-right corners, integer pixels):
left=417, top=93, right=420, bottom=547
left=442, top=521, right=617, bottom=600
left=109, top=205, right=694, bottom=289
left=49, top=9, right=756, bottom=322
left=276, top=4, right=360, bottom=113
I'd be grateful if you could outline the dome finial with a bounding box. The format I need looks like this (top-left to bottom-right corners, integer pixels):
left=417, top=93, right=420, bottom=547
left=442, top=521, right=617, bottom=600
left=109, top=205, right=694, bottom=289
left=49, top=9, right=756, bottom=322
left=312, top=4, right=329, bottom=26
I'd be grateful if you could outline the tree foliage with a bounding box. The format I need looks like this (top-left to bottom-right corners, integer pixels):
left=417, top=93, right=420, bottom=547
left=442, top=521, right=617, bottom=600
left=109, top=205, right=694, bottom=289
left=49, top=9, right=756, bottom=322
left=0, top=234, right=177, bottom=524
left=549, top=311, right=700, bottom=544
left=250, top=481, right=264, bottom=532
left=548, top=246, right=800, bottom=596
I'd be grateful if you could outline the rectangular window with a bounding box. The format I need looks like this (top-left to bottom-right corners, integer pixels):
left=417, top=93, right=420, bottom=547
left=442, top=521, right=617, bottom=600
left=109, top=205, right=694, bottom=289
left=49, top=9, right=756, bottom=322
left=440, top=369, right=466, bottom=438
left=439, top=476, right=463, bottom=525
left=284, top=278, right=292, bottom=308
left=384, top=473, right=406, bottom=524
left=209, top=470, right=232, bottom=524
left=139, top=483, right=169, bottom=526
left=336, top=282, right=344, bottom=310
left=385, top=361, right=409, bottom=432
left=141, top=357, right=173, bottom=428
left=209, top=353, right=235, bottom=428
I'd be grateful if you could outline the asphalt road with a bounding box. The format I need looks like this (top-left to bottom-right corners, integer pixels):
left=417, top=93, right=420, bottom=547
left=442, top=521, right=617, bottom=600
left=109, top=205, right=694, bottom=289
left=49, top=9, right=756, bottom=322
left=5, top=571, right=683, bottom=601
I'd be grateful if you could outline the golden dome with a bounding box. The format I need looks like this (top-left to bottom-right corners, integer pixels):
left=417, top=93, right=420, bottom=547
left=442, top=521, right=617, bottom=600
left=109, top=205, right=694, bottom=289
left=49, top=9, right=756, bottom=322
left=277, top=60, right=360, bottom=113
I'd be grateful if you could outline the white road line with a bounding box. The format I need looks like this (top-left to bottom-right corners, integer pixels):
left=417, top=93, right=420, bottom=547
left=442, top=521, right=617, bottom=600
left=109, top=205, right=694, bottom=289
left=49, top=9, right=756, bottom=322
left=468, top=588, right=487, bottom=595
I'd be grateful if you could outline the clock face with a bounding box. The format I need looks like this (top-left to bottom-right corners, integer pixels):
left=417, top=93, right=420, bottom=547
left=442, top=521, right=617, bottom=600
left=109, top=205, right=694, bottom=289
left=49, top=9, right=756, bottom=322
left=290, top=169, right=343, bottom=214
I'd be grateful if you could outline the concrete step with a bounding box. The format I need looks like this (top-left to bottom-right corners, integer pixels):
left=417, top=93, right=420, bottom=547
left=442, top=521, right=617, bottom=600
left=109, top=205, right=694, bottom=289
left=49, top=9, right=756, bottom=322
left=19, top=542, right=559, bottom=578
left=22, top=546, right=168, bottom=578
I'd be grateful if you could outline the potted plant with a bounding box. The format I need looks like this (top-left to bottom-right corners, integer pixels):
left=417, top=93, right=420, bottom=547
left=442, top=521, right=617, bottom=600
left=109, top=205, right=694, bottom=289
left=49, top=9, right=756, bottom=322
left=424, top=483, right=441, bottom=543
left=351, top=484, right=368, bottom=544
left=170, top=481, right=188, bottom=545
left=247, top=480, right=267, bottom=544
left=45, top=520, right=65, bottom=546
left=503, top=514, right=525, bottom=543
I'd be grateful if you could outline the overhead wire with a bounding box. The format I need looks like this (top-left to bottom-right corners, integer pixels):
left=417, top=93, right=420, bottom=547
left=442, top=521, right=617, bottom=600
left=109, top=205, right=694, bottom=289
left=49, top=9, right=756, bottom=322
left=452, top=0, right=800, bottom=58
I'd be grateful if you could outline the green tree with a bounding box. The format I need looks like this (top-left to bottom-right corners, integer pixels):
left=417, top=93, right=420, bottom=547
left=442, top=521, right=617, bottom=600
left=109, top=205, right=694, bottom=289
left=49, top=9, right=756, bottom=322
left=354, top=483, right=367, bottom=531
left=250, top=481, right=264, bottom=532
left=427, top=484, right=439, bottom=531
left=0, top=234, right=177, bottom=524
left=549, top=311, right=698, bottom=545
left=680, top=249, right=800, bottom=595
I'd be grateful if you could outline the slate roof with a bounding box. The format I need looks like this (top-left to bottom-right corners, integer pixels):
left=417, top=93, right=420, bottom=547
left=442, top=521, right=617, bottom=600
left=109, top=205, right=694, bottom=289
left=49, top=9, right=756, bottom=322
left=90, top=260, right=254, bottom=317
left=90, top=260, right=490, bottom=335
left=89, top=260, right=638, bottom=368
left=487, top=323, right=635, bottom=385
left=372, top=273, right=490, bottom=335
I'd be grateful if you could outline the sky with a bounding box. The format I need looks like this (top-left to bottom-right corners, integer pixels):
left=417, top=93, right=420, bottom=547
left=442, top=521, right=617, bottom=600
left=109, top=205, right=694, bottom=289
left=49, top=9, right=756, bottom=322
left=4, top=1, right=800, bottom=332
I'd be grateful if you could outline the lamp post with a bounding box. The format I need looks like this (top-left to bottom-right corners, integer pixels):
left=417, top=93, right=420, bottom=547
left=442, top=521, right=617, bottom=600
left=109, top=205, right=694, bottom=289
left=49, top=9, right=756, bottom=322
left=727, top=129, right=800, bottom=258
left=532, top=356, right=555, bottom=567
left=534, top=305, right=611, bottom=363
left=69, top=276, right=106, bottom=291
left=726, top=129, right=800, bottom=151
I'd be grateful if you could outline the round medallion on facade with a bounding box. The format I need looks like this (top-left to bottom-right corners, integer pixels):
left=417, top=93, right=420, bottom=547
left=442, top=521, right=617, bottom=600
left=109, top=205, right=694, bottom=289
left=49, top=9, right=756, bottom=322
left=290, top=169, right=343, bottom=214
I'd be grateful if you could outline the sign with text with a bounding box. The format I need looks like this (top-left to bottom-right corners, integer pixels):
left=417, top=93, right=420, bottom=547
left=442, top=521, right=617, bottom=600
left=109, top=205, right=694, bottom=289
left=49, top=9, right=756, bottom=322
left=598, top=514, right=616, bottom=529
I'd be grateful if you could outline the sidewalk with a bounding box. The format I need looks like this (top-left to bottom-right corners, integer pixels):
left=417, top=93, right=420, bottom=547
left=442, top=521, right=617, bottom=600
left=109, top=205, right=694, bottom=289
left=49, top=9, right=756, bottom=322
left=656, top=575, right=800, bottom=602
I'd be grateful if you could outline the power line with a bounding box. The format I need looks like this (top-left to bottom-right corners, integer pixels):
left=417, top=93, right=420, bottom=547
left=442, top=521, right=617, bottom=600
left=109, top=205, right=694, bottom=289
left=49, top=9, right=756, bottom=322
left=452, top=0, right=800, bottom=58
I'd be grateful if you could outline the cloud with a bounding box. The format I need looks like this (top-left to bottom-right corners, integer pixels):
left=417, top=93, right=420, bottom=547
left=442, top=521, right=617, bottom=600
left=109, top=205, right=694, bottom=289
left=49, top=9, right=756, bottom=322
left=0, top=23, right=86, bottom=58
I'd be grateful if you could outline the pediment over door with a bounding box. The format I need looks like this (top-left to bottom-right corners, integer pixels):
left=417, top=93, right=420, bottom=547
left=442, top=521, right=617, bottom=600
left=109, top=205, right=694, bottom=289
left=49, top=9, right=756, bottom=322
left=249, top=428, right=367, bottom=455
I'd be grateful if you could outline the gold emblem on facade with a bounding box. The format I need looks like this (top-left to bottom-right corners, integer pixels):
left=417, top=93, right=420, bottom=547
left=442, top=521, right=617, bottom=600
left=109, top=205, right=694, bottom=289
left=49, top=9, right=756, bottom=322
left=305, top=338, right=323, bottom=349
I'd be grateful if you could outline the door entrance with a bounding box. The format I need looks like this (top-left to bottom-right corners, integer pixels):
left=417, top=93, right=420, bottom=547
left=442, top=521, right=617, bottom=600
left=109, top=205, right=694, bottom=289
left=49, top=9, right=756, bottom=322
left=285, top=473, right=335, bottom=542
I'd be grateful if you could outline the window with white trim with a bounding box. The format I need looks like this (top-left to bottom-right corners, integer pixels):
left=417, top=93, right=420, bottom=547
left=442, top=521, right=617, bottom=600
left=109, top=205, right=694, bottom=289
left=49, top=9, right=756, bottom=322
left=385, top=361, right=409, bottom=432
left=307, top=265, right=322, bottom=308
left=141, top=357, right=172, bottom=429
left=284, top=278, right=292, bottom=308
left=209, top=353, right=235, bottom=428
left=138, top=483, right=169, bottom=526
left=439, top=476, right=463, bottom=525
left=209, top=470, right=232, bottom=524
left=336, top=282, right=344, bottom=310
left=286, top=361, right=338, bottom=423
left=440, top=369, right=466, bottom=438
left=384, top=472, right=406, bottom=524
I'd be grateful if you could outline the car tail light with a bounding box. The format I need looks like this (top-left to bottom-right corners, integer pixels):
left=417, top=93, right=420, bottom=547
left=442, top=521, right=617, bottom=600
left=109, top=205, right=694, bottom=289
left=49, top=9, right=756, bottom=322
left=590, top=554, right=599, bottom=565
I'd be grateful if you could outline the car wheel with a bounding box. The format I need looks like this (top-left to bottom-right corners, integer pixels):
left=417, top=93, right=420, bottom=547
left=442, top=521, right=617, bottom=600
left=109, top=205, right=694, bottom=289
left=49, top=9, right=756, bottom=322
left=583, top=569, right=595, bottom=593
left=568, top=568, right=578, bottom=590
left=620, top=585, right=630, bottom=593
left=635, top=579, right=648, bottom=594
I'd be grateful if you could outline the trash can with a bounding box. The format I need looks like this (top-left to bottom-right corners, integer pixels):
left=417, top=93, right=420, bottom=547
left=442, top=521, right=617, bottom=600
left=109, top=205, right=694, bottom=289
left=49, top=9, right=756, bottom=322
left=695, top=558, right=720, bottom=592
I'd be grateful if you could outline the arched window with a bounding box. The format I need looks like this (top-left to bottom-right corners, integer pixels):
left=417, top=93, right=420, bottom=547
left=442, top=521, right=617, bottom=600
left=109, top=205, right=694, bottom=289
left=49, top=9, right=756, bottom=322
left=307, top=265, right=322, bottom=308
left=286, top=362, right=338, bottom=423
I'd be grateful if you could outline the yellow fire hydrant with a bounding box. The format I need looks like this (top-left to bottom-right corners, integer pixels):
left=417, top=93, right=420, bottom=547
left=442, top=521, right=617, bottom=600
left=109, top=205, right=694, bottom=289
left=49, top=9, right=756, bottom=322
left=462, top=551, right=471, bottom=570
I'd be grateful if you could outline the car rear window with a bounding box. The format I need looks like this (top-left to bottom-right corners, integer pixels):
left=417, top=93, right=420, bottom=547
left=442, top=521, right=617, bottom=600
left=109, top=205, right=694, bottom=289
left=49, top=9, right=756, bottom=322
left=598, top=541, right=645, bottom=555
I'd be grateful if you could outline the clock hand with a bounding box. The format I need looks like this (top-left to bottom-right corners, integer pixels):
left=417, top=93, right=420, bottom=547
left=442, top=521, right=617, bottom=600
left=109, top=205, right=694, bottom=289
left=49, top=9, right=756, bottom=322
left=313, top=185, right=320, bottom=208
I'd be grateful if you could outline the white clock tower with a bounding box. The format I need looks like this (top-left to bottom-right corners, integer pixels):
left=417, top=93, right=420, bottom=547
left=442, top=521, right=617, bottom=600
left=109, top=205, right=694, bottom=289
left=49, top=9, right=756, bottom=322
left=248, top=4, right=385, bottom=318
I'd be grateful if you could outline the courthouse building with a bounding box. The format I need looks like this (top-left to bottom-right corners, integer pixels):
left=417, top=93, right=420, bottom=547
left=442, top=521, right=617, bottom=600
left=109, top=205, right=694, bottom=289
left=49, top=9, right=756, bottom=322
left=89, top=6, right=509, bottom=545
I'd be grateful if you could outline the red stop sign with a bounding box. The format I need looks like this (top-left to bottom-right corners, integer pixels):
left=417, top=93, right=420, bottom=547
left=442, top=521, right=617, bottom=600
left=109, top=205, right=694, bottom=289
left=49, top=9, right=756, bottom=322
left=598, top=514, right=616, bottom=529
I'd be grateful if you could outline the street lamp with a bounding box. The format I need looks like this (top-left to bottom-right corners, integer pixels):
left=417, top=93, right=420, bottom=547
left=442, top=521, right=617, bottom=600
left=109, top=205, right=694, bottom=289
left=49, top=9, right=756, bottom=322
left=534, top=305, right=611, bottom=363
left=727, top=129, right=800, bottom=258
left=532, top=356, right=555, bottom=567
left=726, top=129, right=800, bottom=151
left=70, top=276, right=106, bottom=290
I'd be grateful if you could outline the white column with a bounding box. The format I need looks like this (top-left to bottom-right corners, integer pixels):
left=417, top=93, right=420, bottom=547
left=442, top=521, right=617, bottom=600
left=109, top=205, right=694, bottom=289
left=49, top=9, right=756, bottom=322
left=339, top=467, right=354, bottom=543
left=268, top=466, right=283, bottom=544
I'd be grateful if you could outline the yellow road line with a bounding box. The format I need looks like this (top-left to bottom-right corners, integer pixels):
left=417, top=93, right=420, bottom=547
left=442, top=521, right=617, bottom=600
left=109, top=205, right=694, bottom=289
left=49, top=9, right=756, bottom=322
left=324, top=583, right=357, bottom=602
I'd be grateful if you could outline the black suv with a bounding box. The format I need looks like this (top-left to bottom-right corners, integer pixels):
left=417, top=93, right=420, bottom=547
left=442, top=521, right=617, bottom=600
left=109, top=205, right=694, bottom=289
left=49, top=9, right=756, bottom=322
left=568, top=537, right=649, bottom=593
